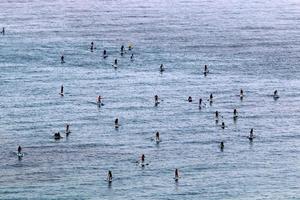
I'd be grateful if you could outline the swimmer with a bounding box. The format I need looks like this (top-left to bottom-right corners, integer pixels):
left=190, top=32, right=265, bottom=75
left=65, top=124, right=71, bottom=136
left=107, top=170, right=113, bottom=182
left=174, top=169, right=180, bottom=181
left=60, top=85, right=64, bottom=96
left=90, top=42, right=94, bottom=51
left=61, top=55, right=64, bottom=63
left=273, top=90, right=279, bottom=99
left=188, top=96, right=192, bottom=102
left=115, top=118, right=119, bottom=128
left=220, top=141, right=224, bottom=150
left=103, top=50, right=107, bottom=58
left=248, top=128, right=255, bottom=141
left=221, top=122, right=225, bottom=129
left=160, top=64, right=165, bottom=72
left=233, top=109, right=238, bottom=119
left=199, top=98, right=202, bottom=108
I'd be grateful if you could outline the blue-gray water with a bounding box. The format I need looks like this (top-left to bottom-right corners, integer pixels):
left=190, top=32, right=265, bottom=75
left=0, top=0, right=300, bottom=199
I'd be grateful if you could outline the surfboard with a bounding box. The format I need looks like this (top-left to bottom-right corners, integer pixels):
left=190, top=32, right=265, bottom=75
left=17, top=153, right=24, bottom=157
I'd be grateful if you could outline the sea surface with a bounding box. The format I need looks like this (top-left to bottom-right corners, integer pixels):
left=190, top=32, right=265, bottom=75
left=0, top=0, right=300, bottom=199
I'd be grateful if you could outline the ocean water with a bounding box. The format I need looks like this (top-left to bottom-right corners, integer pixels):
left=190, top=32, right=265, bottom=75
left=0, top=0, right=300, bottom=199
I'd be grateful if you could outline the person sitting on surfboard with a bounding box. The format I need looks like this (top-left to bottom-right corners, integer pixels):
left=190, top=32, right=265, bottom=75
left=1, top=27, right=4, bottom=35
left=114, top=59, right=118, bottom=65
left=248, top=128, right=255, bottom=141
left=66, top=124, right=70, bottom=136
left=61, top=55, right=64, bottom=63
left=221, top=122, right=225, bottom=129
left=273, top=90, right=279, bottom=99
left=121, top=45, right=124, bottom=54
left=60, top=85, right=64, bottom=96
left=54, top=132, right=62, bottom=140
left=209, top=93, right=213, bottom=103
left=160, top=64, right=165, bottom=72
left=154, top=95, right=159, bottom=105
left=240, top=89, right=244, bottom=98
left=220, top=141, right=224, bottom=150
left=155, top=132, right=160, bottom=142
left=233, top=109, right=238, bottom=119
left=103, top=50, right=107, bottom=58
left=174, top=169, right=180, bottom=180
left=107, top=170, right=113, bottom=182
left=115, top=118, right=119, bottom=128
left=90, top=42, right=94, bottom=51
left=215, top=111, right=219, bottom=123
left=199, top=98, right=202, bottom=108
left=141, top=154, right=145, bottom=163
left=18, top=146, right=22, bottom=154
left=204, top=65, right=209, bottom=75
left=188, top=96, right=192, bottom=102
left=130, top=54, right=134, bottom=61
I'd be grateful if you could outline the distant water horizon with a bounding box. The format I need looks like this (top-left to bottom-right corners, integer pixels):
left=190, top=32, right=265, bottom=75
left=0, top=0, right=300, bottom=199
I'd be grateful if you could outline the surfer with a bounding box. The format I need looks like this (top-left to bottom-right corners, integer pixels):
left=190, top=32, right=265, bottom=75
left=199, top=98, right=202, bottom=108
left=221, top=122, right=225, bottom=129
left=160, top=64, right=165, bottom=72
left=54, top=132, right=62, bottom=140
left=107, top=170, right=113, bottom=182
left=174, top=169, right=180, bottom=180
left=204, top=65, right=209, bottom=75
left=155, top=131, right=160, bottom=142
left=273, top=90, right=279, bottom=99
left=18, top=146, right=22, bottom=154
left=141, top=154, right=145, bottom=163
left=209, top=93, right=213, bottom=104
left=90, top=42, right=94, bottom=51
left=1, top=27, right=4, bottom=35
left=66, top=124, right=70, bottom=136
left=130, top=53, right=134, bottom=61
left=128, top=44, right=132, bottom=51
left=188, top=96, right=192, bottom=102
left=61, top=55, right=64, bottom=63
left=115, top=118, right=119, bottom=128
left=215, top=111, right=219, bottom=123
left=121, top=45, right=124, bottom=55
left=233, top=109, right=238, bottom=119
left=220, top=142, right=224, bottom=150
left=114, top=59, right=118, bottom=65
left=240, top=89, right=244, bottom=99
left=103, top=50, right=107, bottom=58
left=154, top=95, right=159, bottom=106
left=60, top=85, right=64, bottom=96
left=97, top=96, right=102, bottom=104
left=248, top=128, right=254, bottom=141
